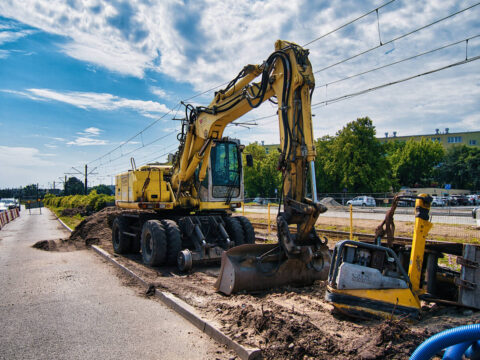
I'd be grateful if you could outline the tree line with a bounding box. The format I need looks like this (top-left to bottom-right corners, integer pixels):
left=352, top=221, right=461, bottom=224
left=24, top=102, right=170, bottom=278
left=243, top=117, right=480, bottom=197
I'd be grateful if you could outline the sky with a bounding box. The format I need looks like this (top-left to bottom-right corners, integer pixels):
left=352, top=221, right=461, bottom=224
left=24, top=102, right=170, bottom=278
left=0, top=0, right=479, bottom=189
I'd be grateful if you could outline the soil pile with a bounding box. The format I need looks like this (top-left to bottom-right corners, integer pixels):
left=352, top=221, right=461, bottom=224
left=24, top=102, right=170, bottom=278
left=214, top=301, right=428, bottom=360
left=33, top=239, right=57, bottom=251
left=69, top=206, right=120, bottom=246
left=319, top=197, right=343, bottom=208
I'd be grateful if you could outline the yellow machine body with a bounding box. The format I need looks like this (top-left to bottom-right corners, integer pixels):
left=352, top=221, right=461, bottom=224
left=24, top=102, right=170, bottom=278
left=326, top=195, right=433, bottom=319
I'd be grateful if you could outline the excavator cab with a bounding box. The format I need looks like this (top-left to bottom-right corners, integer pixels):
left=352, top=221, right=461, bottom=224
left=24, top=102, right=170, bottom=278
left=196, top=138, right=244, bottom=206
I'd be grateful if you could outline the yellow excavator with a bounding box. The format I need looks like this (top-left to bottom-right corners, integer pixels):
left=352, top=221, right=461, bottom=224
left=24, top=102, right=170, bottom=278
left=113, top=40, right=331, bottom=291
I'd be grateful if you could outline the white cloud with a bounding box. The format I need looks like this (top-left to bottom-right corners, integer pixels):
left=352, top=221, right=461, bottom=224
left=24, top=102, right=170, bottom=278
left=0, top=146, right=55, bottom=170
left=3, top=88, right=170, bottom=116
left=0, top=29, right=35, bottom=45
left=82, top=127, right=102, bottom=136
left=67, top=126, right=108, bottom=146
left=67, top=137, right=108, bottom=146
left=0, top=0, right=479, bottom=140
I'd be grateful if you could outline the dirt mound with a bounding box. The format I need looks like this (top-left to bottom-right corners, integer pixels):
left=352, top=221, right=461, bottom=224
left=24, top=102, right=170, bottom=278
left=214, top=302, right=428, bottom=360
left=68, top=206, right=120, bottom=246
left=33, top=240, right=57, bottom=251
left=319, top=197, right=343, bottom=208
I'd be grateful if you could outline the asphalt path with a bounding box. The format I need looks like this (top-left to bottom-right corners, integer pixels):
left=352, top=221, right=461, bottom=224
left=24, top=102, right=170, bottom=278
left=0, top=208, right=228, bottom=360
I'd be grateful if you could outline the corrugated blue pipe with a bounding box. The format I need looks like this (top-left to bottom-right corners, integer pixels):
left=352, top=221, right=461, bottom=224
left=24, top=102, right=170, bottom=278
left=443, top=341, right=472, bottom=360
left=410, top=324, right=480, bottom=360
left=465, top=340, right=480, bottom=359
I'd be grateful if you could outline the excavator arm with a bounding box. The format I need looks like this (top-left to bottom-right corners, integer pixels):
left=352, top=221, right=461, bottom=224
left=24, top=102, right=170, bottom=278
left=170, top=40, right=330, bottom=294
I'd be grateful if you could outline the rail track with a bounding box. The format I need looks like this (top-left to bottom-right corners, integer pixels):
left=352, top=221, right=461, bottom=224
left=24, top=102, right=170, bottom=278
left=250, top=221, right=467, bottom=255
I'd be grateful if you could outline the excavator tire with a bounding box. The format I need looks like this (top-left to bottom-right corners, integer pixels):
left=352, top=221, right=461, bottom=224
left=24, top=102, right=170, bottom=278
left=236, top=216, right=255, bottom=244
left=224, top=217, right=245, bottom=246
left=112, top=216, right=131, bottom=254
left=141, top=220, right=167, bottom=266
left=161, top=219, right=182, bottom=266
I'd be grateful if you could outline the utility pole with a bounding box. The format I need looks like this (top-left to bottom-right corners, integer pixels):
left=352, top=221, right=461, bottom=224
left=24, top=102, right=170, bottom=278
left=85, top=164, right=88, bottom=195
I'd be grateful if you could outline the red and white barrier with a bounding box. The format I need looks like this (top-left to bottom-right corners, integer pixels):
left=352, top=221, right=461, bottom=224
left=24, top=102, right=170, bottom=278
left=0, top=208, right=20, bottom=229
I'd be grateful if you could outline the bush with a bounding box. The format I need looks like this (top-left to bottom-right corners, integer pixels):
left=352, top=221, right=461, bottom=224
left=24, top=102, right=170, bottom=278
left=43, top=193, right=115, bottom=213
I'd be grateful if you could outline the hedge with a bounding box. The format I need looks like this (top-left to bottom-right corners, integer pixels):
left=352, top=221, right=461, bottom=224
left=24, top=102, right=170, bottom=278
left=44, top=191, right=114, bottom=212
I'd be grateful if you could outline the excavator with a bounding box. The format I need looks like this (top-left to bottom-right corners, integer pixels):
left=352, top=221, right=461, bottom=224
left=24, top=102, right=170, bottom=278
left=113, top=40, right=331, bottom=293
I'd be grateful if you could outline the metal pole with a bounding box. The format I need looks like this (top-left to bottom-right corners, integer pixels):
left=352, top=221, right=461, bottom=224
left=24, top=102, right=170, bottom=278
left=349, top=204, right=353, bottom=240
left=309, top=160, right=317, bottom=202
left=84, top=164, right=88, bottom=195
left=267, top=203, right=271, bottom=235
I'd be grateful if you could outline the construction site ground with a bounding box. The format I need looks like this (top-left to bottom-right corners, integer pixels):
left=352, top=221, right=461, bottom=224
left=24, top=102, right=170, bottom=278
left=41, top=206, right=480, bottom=360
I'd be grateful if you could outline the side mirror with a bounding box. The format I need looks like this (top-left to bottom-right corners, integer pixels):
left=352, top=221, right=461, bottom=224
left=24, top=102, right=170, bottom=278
left=246, top=154, right=253, bottom=167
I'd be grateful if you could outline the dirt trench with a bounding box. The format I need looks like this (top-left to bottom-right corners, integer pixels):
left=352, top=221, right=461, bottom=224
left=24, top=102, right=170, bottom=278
left=46, top=207, right=479, bottom=359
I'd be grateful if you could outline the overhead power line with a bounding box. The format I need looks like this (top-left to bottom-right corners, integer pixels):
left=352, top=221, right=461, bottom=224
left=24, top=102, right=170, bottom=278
left=302, top=0, right=396, bottom=47
left=312, top=55, right=480, bottom=108
left=314, top=2, right=480, bottom=74
left=317, top=34, right=480, bottom=88
left=182, top=1, right=398, bottom=103
left=88, top=102, right=182, bottom=165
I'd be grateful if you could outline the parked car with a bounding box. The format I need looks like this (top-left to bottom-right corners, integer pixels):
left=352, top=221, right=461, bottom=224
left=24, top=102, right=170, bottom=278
left=0, top=202, right=7, bottom=211
left=431, top=196, right=445, bottom=207
left=451, top=195, right=469, bottom=206
left=253, top=197, right=266, bottom=205
left=347, top=196, right=376, bottom=207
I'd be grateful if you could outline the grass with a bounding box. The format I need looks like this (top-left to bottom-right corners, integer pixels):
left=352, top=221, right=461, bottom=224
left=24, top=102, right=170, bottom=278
left=46, top=205, right=85, bottom=230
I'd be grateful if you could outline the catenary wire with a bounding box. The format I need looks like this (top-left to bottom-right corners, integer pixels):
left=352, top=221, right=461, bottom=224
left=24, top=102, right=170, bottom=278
left=302, top=0, right=396, bottom=47
left=314, top=2, right=480, bottom=74
left=317, top=34, right=480, bottom=88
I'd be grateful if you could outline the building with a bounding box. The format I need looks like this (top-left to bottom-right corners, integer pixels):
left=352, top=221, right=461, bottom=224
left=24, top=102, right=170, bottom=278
left=378, top=129, right=480, bottom=149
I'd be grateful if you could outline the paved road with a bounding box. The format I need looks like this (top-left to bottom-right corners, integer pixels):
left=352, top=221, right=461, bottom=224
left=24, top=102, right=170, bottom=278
left=0, top=208, right=227, bottom=360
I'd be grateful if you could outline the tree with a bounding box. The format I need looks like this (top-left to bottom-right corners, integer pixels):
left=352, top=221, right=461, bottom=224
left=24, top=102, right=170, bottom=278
left=243, top=142, right=281, bottom=198
left=90, top=184, right=113, bottom=196
left=388, top=138, right=444, bottom=188
left=434, top=145, right=480, bottom=190
left=64, top=177, right=85, bottom=195
left=314, top=136, right=339, bottom=193
left=321, top=117, right=391, bottom=193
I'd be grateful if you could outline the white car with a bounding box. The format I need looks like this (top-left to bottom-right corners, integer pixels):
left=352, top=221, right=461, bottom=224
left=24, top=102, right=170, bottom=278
left=347, top=196, right=376, bottom=207
left=0, top=202, right=7, bottom=211
left=431, top=196, right=445, bottom=207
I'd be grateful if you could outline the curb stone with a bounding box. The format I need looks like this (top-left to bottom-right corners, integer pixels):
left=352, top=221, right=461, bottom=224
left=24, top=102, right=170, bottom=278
left=90, top=244, right=262, bottom=360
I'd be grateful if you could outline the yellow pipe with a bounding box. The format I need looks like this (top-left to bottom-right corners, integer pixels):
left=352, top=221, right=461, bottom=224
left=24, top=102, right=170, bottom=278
left=408, top=194, right=433, bottom=294
left=349, top=204, right=353, bottom=240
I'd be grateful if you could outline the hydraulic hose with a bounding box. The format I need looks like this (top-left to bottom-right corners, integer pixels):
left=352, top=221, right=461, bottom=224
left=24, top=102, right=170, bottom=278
left=410, top=324, right=480, bottom=360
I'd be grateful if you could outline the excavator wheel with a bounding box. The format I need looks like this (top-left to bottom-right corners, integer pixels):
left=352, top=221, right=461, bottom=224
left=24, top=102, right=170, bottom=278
left=161, top=219, right=182, bottom=266
left=112, top=216, right=131, bottom=254
left=224, top=217, right=245, bottom=246
left=141, top=220, right=167, bottom=266
left=236, top=216, right=255, bottom=244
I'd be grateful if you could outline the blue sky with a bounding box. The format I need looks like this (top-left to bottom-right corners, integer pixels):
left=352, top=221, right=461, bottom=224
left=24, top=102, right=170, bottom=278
left=0, top=0, right=479, bottom=188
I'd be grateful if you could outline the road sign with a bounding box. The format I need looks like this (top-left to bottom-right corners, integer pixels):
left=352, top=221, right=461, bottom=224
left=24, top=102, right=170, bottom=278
left=445, top=184, right=451, bottom=190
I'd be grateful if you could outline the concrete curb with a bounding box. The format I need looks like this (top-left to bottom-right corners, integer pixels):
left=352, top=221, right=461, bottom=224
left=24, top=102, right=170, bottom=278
left=91, top=245, right=261, bottom=360
left=57, top=216, right=74, bottom=233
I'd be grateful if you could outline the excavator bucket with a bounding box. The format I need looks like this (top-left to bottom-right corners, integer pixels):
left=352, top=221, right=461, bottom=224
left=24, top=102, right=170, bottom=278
left=215, top=243, right=331, bottom=295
